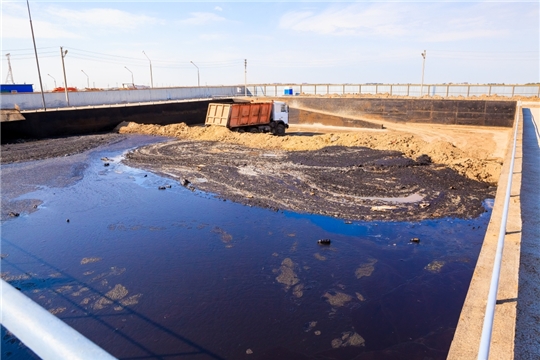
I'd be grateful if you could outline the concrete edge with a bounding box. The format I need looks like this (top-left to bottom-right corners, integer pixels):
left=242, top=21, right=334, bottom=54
left=447, top=105, right=523, bottom=359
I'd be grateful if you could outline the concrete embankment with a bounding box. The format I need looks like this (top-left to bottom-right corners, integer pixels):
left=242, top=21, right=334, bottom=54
left=1, top=97, right=516, bottom=143
left=279, top=97, right=516, bottom=128
left=447, top=104, right=526, bottom=360
left=0, top=98, right=230, bottom=143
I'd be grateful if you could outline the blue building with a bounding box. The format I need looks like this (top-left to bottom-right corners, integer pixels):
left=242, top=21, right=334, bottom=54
left=1, top=84, right=34, bottom=93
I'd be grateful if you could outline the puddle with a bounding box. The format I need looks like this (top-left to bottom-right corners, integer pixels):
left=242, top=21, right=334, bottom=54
left=0, top=135, right=492, bottom=360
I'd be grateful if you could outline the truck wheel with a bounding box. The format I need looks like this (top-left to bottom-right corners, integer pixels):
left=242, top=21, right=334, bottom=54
left=275, top=123, right=286, bottom=136
left=249, top=128, right=259, bottom=133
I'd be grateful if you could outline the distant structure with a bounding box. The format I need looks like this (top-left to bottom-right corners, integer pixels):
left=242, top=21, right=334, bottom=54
left=0, top=84, right=34, bottom=93
left=5, top=53, right=15, bottom=84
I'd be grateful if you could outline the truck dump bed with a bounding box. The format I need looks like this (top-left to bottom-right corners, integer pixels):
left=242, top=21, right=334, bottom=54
left=205, top=102, right=273, bottom=128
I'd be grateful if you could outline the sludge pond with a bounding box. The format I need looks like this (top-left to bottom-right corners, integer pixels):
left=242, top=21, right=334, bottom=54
left=1, top=135, right=493, bottom=360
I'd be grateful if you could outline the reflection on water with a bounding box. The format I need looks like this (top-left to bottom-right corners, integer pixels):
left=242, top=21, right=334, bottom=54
left=1, top=136, right=491, bottom=360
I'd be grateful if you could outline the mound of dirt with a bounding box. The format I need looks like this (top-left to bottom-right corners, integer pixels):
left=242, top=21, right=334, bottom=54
left=117, top=121, right=503, bottom=184
left=123, top=140, right=495, bottom=221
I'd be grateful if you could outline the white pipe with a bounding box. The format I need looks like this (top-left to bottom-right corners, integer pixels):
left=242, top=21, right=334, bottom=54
left=0, top=279, right=117, bottom=360
left=477, top=101, right=521, bottom=359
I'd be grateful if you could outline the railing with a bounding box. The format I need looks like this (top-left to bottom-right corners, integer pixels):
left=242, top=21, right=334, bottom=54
left=247, top=83, right=540, bottom=98
left=477, top=101, right=522, bottom=359
left=0, top=278, right=117, bottom=360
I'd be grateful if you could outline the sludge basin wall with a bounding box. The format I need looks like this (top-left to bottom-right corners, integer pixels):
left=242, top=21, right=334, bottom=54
left=0, top=99, right=231, bottom=143
left=1, top=97, right=516, bottom=143
left=279, top=97, right=516, bottom=128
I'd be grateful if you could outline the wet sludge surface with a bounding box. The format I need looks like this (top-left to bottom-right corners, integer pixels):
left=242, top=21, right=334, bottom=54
left=1, top=135, right=492, bottom=360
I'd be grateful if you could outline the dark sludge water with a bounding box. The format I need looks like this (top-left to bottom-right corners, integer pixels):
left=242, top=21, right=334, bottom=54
left=1, top=135, right=493, bottom=360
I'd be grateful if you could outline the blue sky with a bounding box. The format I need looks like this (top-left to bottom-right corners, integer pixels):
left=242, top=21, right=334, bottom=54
left=1, top=1, right=538, bottom=89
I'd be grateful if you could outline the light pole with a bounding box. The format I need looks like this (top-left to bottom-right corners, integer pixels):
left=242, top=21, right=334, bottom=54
left=142, top=51, right=153, bottom=88
left=48, top=74, right=57, bottom=88
left=420, top=50, right=426, bottom=96
left=60, top=46, right=69, bottom=105
left=124, top=66, right=134, bottom=87
left=81, top=70, right=89, bottom=88
left=190, top=61, right=200, bottom=87
left=27, top=0, right=46, bottom=110
left=244, top=59, right=247, bottom=96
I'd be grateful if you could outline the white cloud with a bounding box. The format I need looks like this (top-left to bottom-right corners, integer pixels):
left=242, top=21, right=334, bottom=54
left=178, top=12, right=226, bottom=26
left=278, top=3, right=516, bottom=42
left=1, top=14, right=81, bottom=39
left=46, top=7, right=163, bottom=30
left=214, top=6, right=223, bottom=12
left=1, top=4, right=163, bottom=40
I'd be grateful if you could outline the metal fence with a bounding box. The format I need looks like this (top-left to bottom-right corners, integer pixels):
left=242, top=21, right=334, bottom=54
left=2, top=83, right=538, bottom=112
left=248, top=83, right=540, bottom=98
left=1, top=279, right=117, bottom=360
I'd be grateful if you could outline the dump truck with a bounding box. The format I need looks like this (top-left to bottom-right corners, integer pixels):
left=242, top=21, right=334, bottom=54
left=205, top=101, right=289, bottom=136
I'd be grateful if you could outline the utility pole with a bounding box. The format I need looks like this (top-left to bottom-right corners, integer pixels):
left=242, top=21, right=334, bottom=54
left=47, top=74, right=56, bottom=88
left=81, top=70, right=89, bottom=88
left=142, top=51, right=153, bottom=88
left=124, top=66, right=134, bottom=87
left=5, top=54, right=15, bottom=84
left=420, top=50, right=426, bottom=96
left=190, top=61, right=200, bottom=87
left=244, top=59, right=247, bottom=96
left=27, top=0, right=46, bottom=110
left=60, top=46, right=69, bottom=105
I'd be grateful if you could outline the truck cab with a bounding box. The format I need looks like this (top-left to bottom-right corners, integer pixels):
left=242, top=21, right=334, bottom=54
left=272, top=101, right=289, bottom=126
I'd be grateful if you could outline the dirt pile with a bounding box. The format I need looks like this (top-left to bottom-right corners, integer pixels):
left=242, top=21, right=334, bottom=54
left=117, top=121, right=503, bottom=184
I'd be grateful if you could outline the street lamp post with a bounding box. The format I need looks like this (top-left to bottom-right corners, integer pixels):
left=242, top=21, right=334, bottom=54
left=190, top=61, right=200, bottom=87
left=142, top=51, right=153, bottom=88
left=47, top=74, right=57, bottom=88
left=81, top=70, right=89, bottom=88
left=420, top=50, right=426, bottom=96
left=124, top=66, right=134, bottom=87
left=27, top=0, right=46, bottom=110
left=60, top=46, right=70, bottom=105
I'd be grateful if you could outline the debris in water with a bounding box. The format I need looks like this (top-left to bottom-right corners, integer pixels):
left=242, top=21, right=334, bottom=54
left=425, top=260, right=445, bottom=273
left=246, top=349, right=253, bottom=355
left=410, top=237, right=420, bottom=243
left=275, top=258, right=300, bottom=291
left=104, top=163, right=110, bottom=167
left=323, top=291, right=353, bottom=307
left=303, top=321, right=317, bottom=332
left=66, top=219, right=70, bottom=223
left=331, top=331, right=366, bottom=348
left=8, top=212, right=20, bottom=217
left=158, top=186, right=166, bottom=190
left=355, top=259, right=377, bottom=279
left=317, top=239, right=331, bottom=245
left=181, top=178, right=191, bottom=186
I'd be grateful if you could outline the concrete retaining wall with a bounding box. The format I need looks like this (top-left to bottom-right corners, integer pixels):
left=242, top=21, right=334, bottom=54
left=0, top=86, right=245, bottom=111
left=0, top=99, right=231, bottom=142
left=447, top=105, right=523, bottom=359
left=280, top=97, right=516, bottom=128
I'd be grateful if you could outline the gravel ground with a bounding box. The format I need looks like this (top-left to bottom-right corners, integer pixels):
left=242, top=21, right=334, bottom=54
left=0, top=133, right=126, bottom=164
